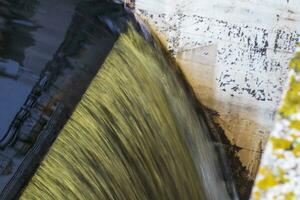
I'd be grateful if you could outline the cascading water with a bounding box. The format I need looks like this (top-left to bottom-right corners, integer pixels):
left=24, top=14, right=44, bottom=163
left=20, top=24, right=233, bottom=200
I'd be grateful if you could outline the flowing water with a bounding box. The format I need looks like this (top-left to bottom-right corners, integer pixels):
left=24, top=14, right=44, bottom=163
left=20, top=25, right=231, bottom=200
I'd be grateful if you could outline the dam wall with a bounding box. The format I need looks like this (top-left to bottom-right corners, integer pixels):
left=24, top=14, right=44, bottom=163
left=133, top=0, right=300, bottom=179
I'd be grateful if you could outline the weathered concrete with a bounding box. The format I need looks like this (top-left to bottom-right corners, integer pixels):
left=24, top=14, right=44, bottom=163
left=134, top=0, right=300, bottom=181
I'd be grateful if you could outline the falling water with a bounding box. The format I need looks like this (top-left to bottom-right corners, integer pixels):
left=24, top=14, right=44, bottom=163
left=20, top=25, right=232, bottom=200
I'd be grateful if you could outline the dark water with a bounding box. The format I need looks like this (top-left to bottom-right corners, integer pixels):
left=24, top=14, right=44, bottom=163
left=0, top=1, right=136, bottom=199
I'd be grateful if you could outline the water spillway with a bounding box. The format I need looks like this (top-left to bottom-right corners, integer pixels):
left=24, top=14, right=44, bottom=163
left=20, top=25, right=235, bottom=200
left=0, top=0, right=131, bottom=198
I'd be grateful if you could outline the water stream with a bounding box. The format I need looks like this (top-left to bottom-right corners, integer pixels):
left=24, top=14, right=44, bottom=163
left=20, top=25, right=232, bottom=200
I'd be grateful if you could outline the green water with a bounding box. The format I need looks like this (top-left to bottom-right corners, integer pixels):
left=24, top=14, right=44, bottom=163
left=20, top=25, right=230, bottom=200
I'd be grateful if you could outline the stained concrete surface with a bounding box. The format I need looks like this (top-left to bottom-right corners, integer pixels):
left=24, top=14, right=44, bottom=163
left=134, top=0, right=300, bottom=179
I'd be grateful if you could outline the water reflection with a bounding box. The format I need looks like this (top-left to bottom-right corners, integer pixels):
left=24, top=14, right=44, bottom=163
left=0, top=1, right=138, bottom=199
left=0, top=0, right=38, bottom=64
left=0, top=0, right=39, bottom=143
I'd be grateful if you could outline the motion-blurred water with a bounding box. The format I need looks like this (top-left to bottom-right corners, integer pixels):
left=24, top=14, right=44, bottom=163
left=21, top=25, right=231, bottom=200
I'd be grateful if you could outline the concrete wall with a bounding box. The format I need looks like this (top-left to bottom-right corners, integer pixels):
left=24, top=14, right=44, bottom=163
left=134, top=0, right=300, bottom=178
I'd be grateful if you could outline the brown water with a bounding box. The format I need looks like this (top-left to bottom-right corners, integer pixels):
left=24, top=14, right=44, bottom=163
left=20, top=25, right=231, bottom=200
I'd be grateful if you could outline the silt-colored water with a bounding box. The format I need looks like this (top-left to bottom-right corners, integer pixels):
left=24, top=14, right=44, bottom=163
left=21, top=25, right=230, bottom=200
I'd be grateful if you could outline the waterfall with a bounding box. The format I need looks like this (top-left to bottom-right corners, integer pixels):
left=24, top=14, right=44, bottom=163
left=21, top=24, right=232, bottom=200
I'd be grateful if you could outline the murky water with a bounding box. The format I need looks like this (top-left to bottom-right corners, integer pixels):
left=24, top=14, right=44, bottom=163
left=20, top=25, right=231, bottom=200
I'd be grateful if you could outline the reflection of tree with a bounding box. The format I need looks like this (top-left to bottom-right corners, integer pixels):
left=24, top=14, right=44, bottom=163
left=0, top=0, right=38, bottom=63
left=39, top=0, right=127, bottom=85
left=58, top=0, right=125, bottom=57
left=8, top=0, right=39, bottom=18
left=3, top=0, right=130, bottom=151
left=0, top=21, right=37, bottom=63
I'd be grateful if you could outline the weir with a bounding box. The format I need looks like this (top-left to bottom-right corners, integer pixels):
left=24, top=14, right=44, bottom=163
left=1, top=1, right=299, bottom=199
left=20, top=25, right=235, bottom=200
left=0, top=0, right=132, bottom=198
